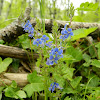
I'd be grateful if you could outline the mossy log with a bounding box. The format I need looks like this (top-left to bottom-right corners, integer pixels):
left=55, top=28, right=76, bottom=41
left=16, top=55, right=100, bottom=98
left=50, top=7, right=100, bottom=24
left=0, top=44, right=38, bottom=60
left=0, top=18, right=100, bottom=42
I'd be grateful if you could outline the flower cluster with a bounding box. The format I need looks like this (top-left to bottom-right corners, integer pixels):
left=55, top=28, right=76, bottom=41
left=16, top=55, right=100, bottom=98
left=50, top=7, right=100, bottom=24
left=60, top=24, right=73, bottom=41
left=46, top=47, right=63, bottom=65
left=49, top=82, right=62, bottom=92
left=33, top=35, right=52, bottom=47
left=22, top=20, right=34, bottom=38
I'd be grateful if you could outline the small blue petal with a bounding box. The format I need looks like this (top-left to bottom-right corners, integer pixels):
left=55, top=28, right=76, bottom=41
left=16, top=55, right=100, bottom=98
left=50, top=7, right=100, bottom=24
left=70, top=32, right=73, bottom=36
left=64, top=34, right=69, bottom=39
left=28, top=34, right=33, bottom=38
left=49, top=55, right=54, bottom=60
left=46, top=59, right=50, bottom=65
left=67, top=28, right=72, bottom=32
left=64, top=24, right=67, bottom=30
left=50, top=61, right=54, bottom=65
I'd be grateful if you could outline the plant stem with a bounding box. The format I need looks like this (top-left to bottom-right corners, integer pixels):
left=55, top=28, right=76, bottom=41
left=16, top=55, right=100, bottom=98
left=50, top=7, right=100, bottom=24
left=66, top=78, right=74, bottom=90
left=83, top=76, right=95, bottom=100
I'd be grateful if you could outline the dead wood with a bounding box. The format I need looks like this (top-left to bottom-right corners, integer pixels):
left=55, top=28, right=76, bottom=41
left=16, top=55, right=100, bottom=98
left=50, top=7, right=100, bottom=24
left=0, top=73, right=28, bottom=87
left=0, top=7, right=31, bottom=42
left=0, top=16, right=100, bottom=42
left=0, top=44, right=38, bottom=60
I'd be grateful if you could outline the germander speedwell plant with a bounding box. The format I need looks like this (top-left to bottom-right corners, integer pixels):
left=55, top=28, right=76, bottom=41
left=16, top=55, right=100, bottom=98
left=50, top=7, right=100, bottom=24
left=21, top=19, right=75, bottom=99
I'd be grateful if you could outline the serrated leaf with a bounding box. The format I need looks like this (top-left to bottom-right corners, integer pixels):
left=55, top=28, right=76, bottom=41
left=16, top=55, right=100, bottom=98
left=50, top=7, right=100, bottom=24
left=71, top=27, right=97, bottom=41
left=14, top=90, right=26, bottom=99
left=62, top=67, right=75, bottom=81
left=71, top=76, right=82, bottom=89
left=65, top=46, right=82, bottom=62
left=89, top=46, right=96, bottom=58
left=77, top=2, right=98, bottom=11
left=88, top=76, right=100, bottom=87
left=10, top=80, right=17, bottom=88
left=63, top=87, right=77, bottom=94
left=91, top=59, right=100, bottom=68
left=0, top=58, right=12, bottom=73
left=4, top=87, right=16, bottom=98
left=27, top=71, right=44, bottom=83
left=18, top=34, right=30, bottom=49
left=83, top=53, right=91, bottom=62
left=23, top=83, right=44, bottom=97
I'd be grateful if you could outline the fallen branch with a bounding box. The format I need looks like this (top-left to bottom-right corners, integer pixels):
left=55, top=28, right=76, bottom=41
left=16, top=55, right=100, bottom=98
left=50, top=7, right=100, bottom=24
left=0, top=44, right=38, bottom=60
left=0, top=73, right=28, bottom=87
left=0, top=17, right=100, bottom=42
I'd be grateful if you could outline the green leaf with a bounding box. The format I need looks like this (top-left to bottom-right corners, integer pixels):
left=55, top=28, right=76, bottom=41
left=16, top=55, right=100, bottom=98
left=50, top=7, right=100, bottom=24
left=65, top=46, right=82, bottom=62
left=0, top=40, right=4, bottom=44
left=83, top=53, right=91, bottom=67
left=27, top=71, right=44, bottom=83
left=23, top=83, right=44, bottom=97
left=95, top=42, right=100, bottom=59
left=88, top=76, right=100, bottom=87
left=71, top=76, right=82, bottom=89
left=83, top=53, right=91, bottom=62
left=64, top=97, right=71, bottom=100
left=0, top=87, right=4, bottom=100
left=77, top=2, right=98, bottom=11
left=91, top=59, right=100, bottom=68
left=4, top=87, right=26, bottom=99
left=71, top=27, right=97, bottom=41
left=10, top=80, right=17, bottom=88
left=4, top=87, right=16, bottom=98
left=63, top=87, right=77, bottom=94
left=14, top=90, right=26, bottom=99
left=18, top=34, right=30, bottom=49
left=36, top=56, right=42, bottom=67
left=62, top=67, right=75, bottom=81
left=12, top=59, right=20, bottom=70
left=89, top=46, right=96, bottom=58
left=0, top=57, right=12, bottom=73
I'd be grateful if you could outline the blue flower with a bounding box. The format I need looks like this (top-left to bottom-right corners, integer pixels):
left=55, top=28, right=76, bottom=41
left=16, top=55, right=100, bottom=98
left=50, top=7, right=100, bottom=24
left=46, top=48, right=63, bottom=65
left=46, top=56, right=58, bottom=65
left=60, top=25, right=69, bottom=41
left=46, top=41, right=53, bottom=48
left=22, top=20, right=30, bottom=28
left=67, top=28, right=73, bottom=38
left=60, top=24, right=73, bottom=40
left=33, top=39, right=42, bottom=46
left=41, top=35, right=49, bottom=42
left=49, top=55, right=58, bottom=65
left=24, top=24, right=34, bottom=34
left=46, top=59, right=51, bottom=65
left=28, top=34, right=34, bottom=38
left=49, top=82, right=62, bottom=93
left=51, top=48, right=63, bottom=57
left=22, top=20, right=34, bottom=38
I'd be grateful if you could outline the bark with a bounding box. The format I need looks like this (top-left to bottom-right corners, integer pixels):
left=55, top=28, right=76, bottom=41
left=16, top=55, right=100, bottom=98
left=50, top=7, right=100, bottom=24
left=0, top=73, right=28, bottom=87
left=0, top=7, right=31, bottom=42
left=0, top=44, right=38, bottom=60
left=0, top=17, right=100, bottom=42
